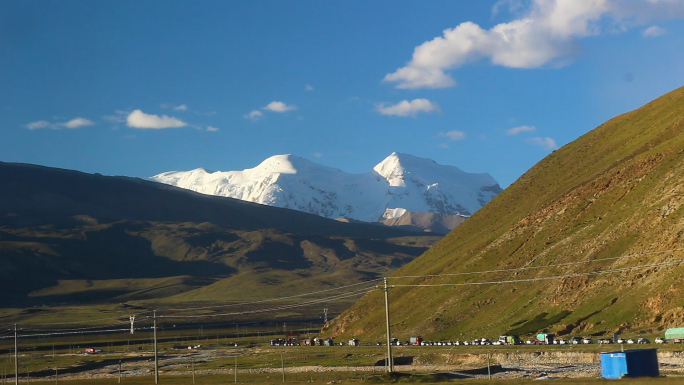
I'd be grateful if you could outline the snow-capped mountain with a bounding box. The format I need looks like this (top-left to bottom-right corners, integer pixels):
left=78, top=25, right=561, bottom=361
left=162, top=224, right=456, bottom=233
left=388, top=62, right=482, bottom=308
left=150, top=152, right=502, bottom=223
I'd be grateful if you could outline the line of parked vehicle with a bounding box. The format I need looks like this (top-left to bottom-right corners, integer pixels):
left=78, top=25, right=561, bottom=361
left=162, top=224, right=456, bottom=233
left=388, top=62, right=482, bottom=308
left=269, top=333, right=674, bottom=347
left=386, top=334, right=665, bottom=346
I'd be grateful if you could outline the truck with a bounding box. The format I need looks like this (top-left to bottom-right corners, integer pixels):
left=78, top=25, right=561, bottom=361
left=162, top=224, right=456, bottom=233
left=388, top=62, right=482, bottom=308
left=409, top=336, right=423, bottom=346
left=536, top=333, right=555, bottom=345
left=665, top=327, right=684, bottom=343
left=499, top=335, right=521, bottom=345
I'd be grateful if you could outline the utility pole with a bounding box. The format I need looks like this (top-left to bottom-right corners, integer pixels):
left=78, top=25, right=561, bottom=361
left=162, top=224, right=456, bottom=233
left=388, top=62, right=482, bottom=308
left=280, top=353, right=285, bottom=382
left=14, top=325, right=18, bottom=385
left=383, top=278, right=394, bottom=373
left=129, top=316, right=135, bottom=335
left=153, top=311, right=159, bottom=384
left=323, top=308, right=328, bottom=324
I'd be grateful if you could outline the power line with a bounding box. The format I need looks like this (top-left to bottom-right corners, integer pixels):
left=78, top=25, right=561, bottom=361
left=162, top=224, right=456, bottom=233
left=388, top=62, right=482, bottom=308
left=22, top=320, right=135, bottom=333
left=159, top=279, right=384, bottom=312
left=390, top=258, right=684, bottom=287
left=158, top=287, right=375, bottom=319
left=18, top=328, right=132, bottom=338
left=159, top=288, right=374, bottom=319
left=23, top=312, right=152, bottom=326
left=388, top=247, right=684, bottom=280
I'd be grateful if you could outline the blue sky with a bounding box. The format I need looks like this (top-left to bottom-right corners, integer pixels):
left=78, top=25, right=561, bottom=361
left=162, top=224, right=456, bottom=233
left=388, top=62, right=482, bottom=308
left=1, top=1, right=683, bottom=187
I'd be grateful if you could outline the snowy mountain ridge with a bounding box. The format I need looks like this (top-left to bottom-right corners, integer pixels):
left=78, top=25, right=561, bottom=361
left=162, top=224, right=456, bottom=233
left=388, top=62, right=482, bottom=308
left=151, top=152, right=502, bottom=223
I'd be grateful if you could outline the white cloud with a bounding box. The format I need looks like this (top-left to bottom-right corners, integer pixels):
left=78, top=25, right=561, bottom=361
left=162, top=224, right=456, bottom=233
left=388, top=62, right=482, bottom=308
left=161, top=103, right=188, bottom=111
left=207, top=126, right=219, bottom=132
left=305, top=84, right=314, bottom=91
left=526, top=136, right=558, bottom=150
left=25, top=120, right=51, bottom=130
left=63, top=117, right=94, bottom=129
left=439, top=130, right=466, bottom=140
left=263, top=101, right=297, bottom=112
left=377, top=99, right=441, bottom=117
left=26, top=117, right=94, bottom=130
left=506, top=125, right=536, bottom=135
left=643, top=25, right=666, bottom=36
left=384, top=0, right=684, bottom=88
left=126, top=109, right=187, bottom=129
left=492, top=0, right=529, bottom=17
left=244, top=110, right=264, bottom=121
left=103, top=115, right=125, bottom=123
left=312, top=152, right=323, bottom=158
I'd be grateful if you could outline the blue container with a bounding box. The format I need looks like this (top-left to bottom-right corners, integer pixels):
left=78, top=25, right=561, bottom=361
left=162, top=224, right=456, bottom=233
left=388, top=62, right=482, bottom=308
left=600, top=349, right=659, bottom=379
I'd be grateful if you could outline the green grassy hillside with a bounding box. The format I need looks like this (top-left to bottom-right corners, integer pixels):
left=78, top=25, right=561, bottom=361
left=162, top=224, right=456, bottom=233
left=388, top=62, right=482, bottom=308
left=328, top=85, right=684, bottom=341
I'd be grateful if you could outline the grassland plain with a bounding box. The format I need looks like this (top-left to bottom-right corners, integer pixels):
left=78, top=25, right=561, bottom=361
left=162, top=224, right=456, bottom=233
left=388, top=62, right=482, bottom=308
left=328, top=85, right=684, bottom=342
left=3, top=328, right=684, bottom=384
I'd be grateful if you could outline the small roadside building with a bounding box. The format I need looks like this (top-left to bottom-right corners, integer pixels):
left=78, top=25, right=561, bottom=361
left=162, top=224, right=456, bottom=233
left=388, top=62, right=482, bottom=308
left=600, top=349, right=659, bottom=379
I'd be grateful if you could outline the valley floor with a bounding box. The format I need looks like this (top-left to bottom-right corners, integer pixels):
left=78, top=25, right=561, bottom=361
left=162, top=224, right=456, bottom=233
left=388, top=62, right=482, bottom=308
left=7, top=345, right=684, bottom=383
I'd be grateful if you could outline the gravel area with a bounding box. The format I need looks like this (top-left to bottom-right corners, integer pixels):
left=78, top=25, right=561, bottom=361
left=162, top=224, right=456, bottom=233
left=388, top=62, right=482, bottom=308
left=32, top=349, right=684, bottom=381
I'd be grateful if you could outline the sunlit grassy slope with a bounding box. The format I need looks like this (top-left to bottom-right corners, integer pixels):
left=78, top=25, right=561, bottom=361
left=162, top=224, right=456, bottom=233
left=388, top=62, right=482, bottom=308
left=328, top=85, right=684, bottom=341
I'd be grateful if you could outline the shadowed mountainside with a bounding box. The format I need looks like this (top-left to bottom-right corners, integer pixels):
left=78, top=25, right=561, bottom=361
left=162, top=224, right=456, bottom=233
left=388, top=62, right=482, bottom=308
left=0, top=162, right=420, bottom=238
left=328, top=85, right=684, bottom=341
left=0, top=164, right=440, bottom=308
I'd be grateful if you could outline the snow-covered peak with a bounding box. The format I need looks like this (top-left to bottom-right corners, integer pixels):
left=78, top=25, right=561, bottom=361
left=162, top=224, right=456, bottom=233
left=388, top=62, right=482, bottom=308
left=251, top=154, right=330, bottom=175
left=374, top=152, right=450, bottom=187
left=151, top=153, right=502, bottom=223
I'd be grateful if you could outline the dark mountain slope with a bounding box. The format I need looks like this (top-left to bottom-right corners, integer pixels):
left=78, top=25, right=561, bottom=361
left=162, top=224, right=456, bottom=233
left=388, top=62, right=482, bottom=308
left=0, top=164, right=439, bottom=309
left=328, top=85, right=684, bottom=340
left=0, top=162, right=418, bottom=239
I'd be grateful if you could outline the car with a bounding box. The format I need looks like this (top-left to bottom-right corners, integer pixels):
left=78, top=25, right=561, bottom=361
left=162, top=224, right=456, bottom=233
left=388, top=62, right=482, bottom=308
left=582, top=338, right=593, bottom=344
left=637, top=338, right=650, bottom=344
left=598, top=338, right=613, bottom=344
left=655, top=337, right=665, bottom=344
left=462, top=340, right=470, bottom=346
left=617, top=338, right=627, bottom=344
left=557, top=338, right=567, bottom=345
left=492, top=341, right=503, bottom=346
left=525, top=339, right=537, bottom=345
left=570, top=336, right=582, bottom=344
left=626, top=339, right=636, bottom=344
